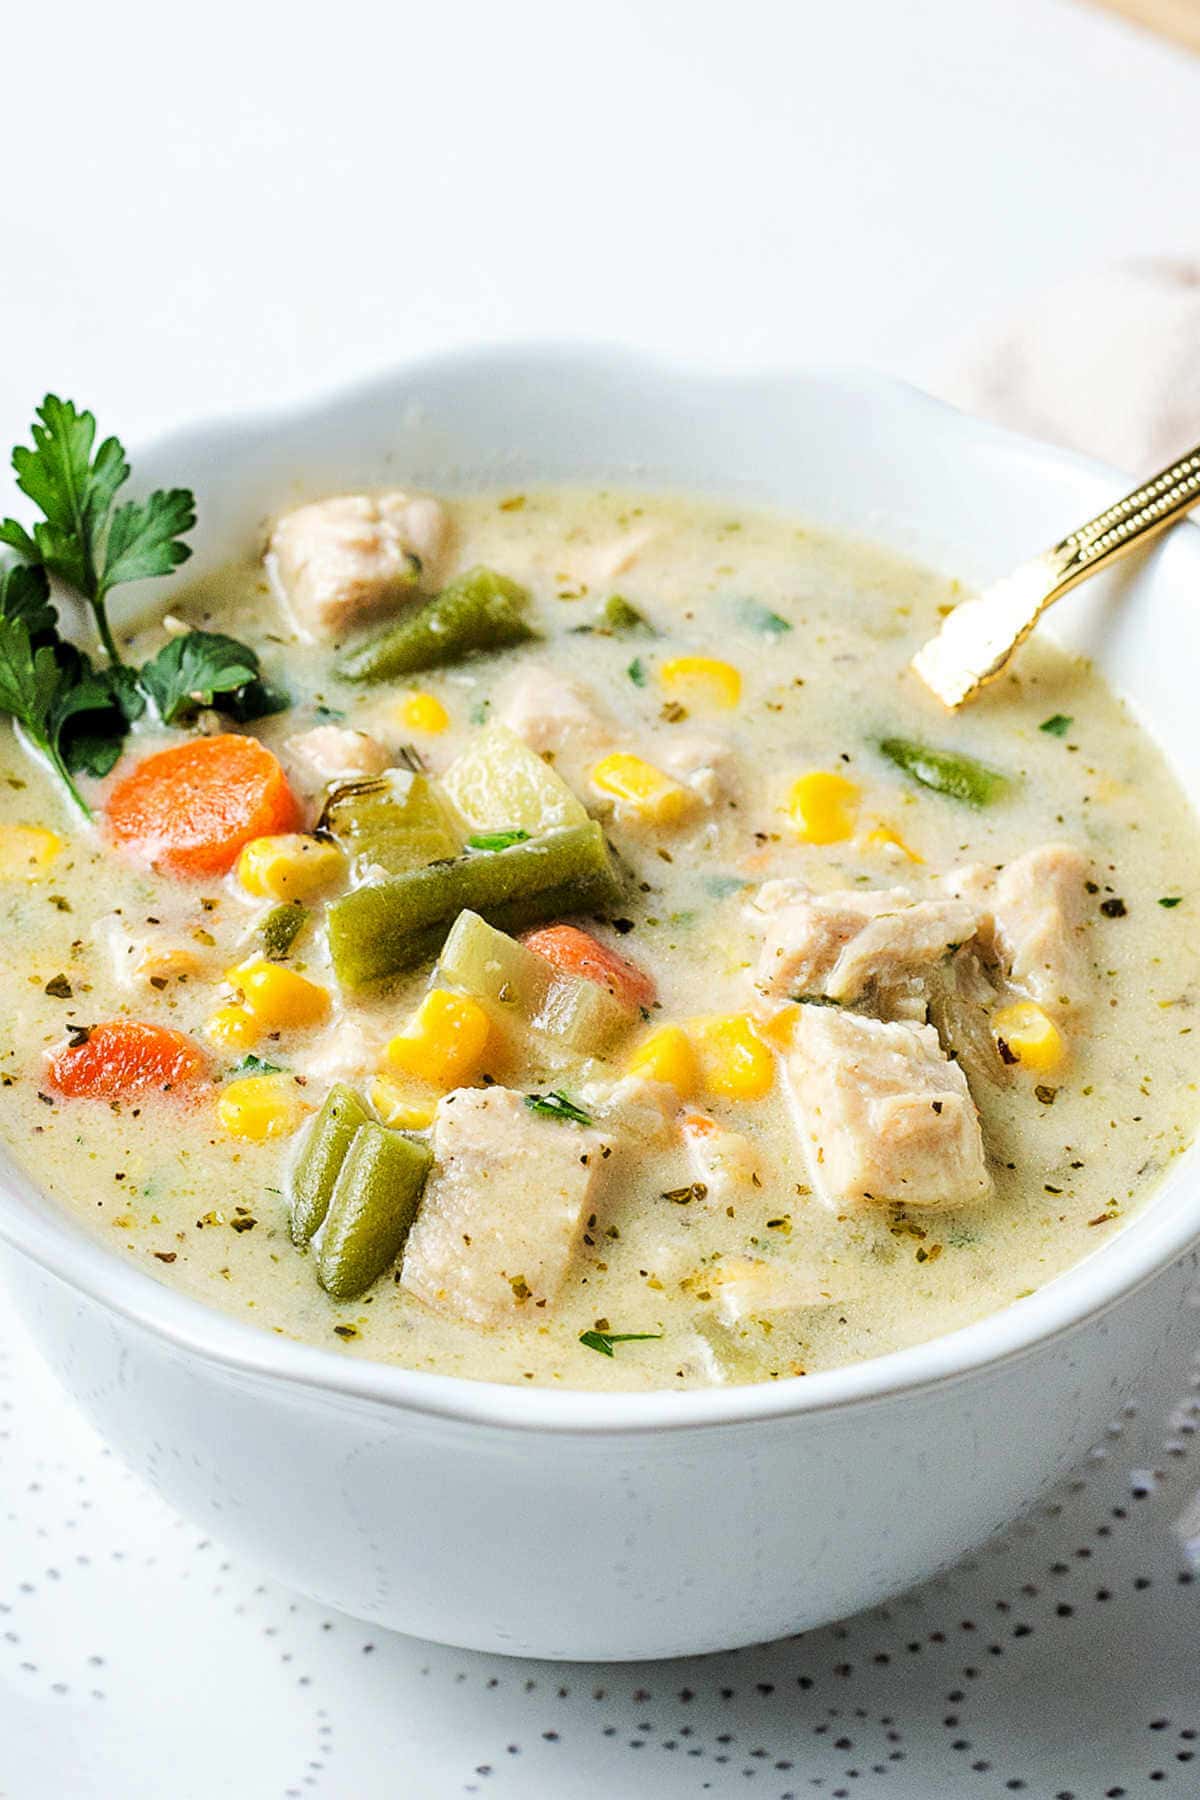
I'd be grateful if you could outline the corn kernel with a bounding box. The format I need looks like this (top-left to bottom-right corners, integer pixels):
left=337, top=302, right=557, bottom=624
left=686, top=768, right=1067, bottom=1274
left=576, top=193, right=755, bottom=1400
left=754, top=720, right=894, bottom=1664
left=658, top=656, right=742, bottom=711
left=218, top=1072, right=308, bottom=1140
left=370, top=1076, right=438, bottom=1130
left=626, top=1024, right=699, bottom=1098
left=786, top=771, right=860, bottom=844
left=236, top=833, right=344, bottom=901
left=690, top=1013, right=775, bottom=1101
left=992, top=1001, right=1064, bottom=1073
left=229, top=959, right=331, bottom=1031
left=0, top=825, right=63, bottom=880
left=862, top=821, right=924, bottom=863
left=400, top=690, right=450, bottom=734
left=590, top=753, right=694, bottom=825
left=205, top=1004, right=262, bottom=1052
left=383, top=989, right=491, bottom=1089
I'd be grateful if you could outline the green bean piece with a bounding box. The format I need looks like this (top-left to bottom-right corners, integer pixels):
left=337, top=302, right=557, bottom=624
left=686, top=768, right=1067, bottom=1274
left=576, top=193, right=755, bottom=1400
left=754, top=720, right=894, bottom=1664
left=318, top=1123, right=432, bottom=1300
left=326, top=821, right=623, bottom=989
left=289, top=1083, right=371, bottom=1245
left=878, top=736, right=1009, bottom=806
left=336, top=566, right=537, bottom=683
left=259, top=901, right=307, bottom=960
left=318, top=769, right=461, bottom=873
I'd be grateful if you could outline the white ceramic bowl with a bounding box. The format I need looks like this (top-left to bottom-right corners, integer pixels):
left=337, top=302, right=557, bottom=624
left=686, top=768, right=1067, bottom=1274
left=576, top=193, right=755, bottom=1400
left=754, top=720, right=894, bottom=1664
left=1, top=349, right=1198, bottom=1661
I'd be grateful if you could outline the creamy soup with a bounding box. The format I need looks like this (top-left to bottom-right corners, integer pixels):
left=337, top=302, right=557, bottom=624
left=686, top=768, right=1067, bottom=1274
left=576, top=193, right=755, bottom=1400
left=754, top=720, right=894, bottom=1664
left=2, top=487, right=1198, bottom=1391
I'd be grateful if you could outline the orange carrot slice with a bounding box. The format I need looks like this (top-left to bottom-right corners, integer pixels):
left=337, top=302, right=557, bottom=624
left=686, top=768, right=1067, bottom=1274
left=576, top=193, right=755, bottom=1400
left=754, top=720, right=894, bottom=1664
left=522, top=923, right=657, bottom=1011
left=107, top=734, right=301, bottom=877
left=45, top=1021, right=210, bottom=1099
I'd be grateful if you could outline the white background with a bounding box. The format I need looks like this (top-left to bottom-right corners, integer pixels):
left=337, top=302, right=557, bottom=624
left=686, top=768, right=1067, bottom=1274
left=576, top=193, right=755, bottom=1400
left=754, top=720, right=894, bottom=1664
left=2, top=2, right=1200, bottom=1795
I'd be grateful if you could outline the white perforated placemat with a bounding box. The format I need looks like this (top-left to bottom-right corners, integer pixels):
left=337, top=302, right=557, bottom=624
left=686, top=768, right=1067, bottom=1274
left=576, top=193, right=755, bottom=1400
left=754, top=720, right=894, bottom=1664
left=2, top=1270, right=1198, bottom=1800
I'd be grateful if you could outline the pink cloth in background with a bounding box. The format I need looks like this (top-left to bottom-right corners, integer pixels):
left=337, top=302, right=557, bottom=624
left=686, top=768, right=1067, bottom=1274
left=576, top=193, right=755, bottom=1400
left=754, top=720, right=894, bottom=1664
left=939, top=258, right=1200, bottom=473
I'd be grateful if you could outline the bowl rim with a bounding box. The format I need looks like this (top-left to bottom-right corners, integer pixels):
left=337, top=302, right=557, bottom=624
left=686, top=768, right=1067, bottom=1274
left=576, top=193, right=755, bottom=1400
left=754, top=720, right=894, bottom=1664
left=2, top=342, right=1198, bottom=1437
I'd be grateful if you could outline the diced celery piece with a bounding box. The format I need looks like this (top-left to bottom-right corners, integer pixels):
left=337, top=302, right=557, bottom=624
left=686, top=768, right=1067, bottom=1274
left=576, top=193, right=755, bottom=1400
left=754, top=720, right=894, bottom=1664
left=326, top=822, right=622, bottom=989
left=289, top=1082, right=371, bottom=1245
left=441, top=723, right=587, bottom=835
left=318, top=1123, right=432, bottom=1300
left=319, top=769, right=461, bottom=873
left=439, top=909, right=632, bottom=1054
left=336, top=566, right=537, bottom=682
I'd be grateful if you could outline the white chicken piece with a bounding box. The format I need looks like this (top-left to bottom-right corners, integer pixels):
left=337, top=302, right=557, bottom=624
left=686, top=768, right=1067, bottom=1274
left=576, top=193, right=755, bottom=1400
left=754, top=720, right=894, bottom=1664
left=496, top=665, right=613, bottom=760
left=701, top=1257, right=836, bottom=1328
left=104, top=916, right=206, bottom=989
left=284, top=725, right=390, bottom=789
left=752, top=882, right=979, bottom=1013
left=680, top=1115, right=768, bottom=1204
left=556, top=524, right=660, bottom=588
left=291, top=1017, right=383, bottom=1087
left=785, top=1005, right=990, bottom=1211
left=269, top=491, right=451, bottom=639
left=578, top=1074, right=680, bottom=1145
left=945, top=843, right=1092, bottom=1017
left=657, top=731, right=738, bottom=807
left=400, top=1087, right=614, bottom=1324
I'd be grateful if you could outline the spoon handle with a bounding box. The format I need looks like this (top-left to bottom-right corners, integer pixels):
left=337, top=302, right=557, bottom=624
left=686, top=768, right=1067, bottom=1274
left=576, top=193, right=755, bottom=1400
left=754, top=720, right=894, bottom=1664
left=912, top=442, right=1200, bottom=708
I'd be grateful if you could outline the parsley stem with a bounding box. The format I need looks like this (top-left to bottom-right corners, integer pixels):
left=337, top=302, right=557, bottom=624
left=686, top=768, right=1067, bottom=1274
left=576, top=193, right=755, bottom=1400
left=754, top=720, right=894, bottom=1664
left=93, top=597, right=122, bottom=668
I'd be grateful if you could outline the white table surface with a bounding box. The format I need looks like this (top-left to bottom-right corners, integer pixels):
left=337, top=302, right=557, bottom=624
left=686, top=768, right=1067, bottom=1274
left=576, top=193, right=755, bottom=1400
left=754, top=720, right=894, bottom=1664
left=2, top=2, right=1200, bottom=1794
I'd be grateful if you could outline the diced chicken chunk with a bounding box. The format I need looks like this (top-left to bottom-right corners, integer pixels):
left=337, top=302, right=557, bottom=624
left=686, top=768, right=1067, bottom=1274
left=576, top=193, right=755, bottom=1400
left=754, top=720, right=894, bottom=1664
left=400, top=1086, right=613, bottom=1324
left=701, top=1257, right=836, bottom=1328
left=291, top=1016, right=383, bottom=1087
left=681, top=1114, right=768, bottom=1204
left=270, top=491, right=451, bottom=639
left=752, top=882, right=979, bottom=1011
left=285, top=725, right=390, bottom=787
left=105, top=916, right=207, bottom=988
left=496, top=665, right=612, bottom=759
left=945, top=843, right=1092, bottom=1017
left=785, top=1006, right=990, bottom=1211
left=557, top=524, right=660, bottom=587
left=657, top=731, right=738, bottom=806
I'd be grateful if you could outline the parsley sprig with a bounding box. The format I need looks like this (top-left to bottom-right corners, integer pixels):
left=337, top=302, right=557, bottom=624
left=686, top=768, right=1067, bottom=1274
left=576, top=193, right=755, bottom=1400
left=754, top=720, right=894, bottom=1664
left=579, top=1329, right=663, bottom=1358
left=0, top=398, right=290, bottom=817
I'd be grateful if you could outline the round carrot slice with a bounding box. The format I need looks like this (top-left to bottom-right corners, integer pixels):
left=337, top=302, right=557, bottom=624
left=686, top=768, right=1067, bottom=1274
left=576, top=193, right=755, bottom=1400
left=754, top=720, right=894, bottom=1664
left=45, top=1021, right=210, bottom=1099
left=522, top=923, right=657, bottom=1011
left=107, top=734, right=302, bottom=877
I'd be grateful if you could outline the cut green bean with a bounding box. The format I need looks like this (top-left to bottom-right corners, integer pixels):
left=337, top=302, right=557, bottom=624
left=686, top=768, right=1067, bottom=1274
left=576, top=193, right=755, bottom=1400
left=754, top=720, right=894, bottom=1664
left=259, top=901, right=307, bottom=960
left=336, top=566, right=537, bottom=683
left=327, top=822, right=623, bottom=989
left=318, top=769, right=461, bottom=874
left=289, top=1083, right=372, bottom=1245
left=317, top=1123, right=432, bottom=1300
left=878, top=736, right=1009, bottom=806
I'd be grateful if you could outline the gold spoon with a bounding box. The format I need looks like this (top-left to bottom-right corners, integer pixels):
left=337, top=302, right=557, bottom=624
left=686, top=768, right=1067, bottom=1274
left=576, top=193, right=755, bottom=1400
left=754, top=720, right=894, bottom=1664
left=912, top=441, right=1200, bottom=708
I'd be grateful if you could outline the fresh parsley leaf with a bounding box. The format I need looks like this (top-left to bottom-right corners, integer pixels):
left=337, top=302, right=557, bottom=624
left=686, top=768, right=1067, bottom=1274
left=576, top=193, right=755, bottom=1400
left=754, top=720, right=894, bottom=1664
left=0, top=614, right=91, bottom=814
left=736, top=598, right=792, bottom=635
left=524, top=1090, right=594, bottom=1126
left=467, top=829, right=530, bottom=852
left=231, top=1053, right=283, bottom=1077
left=1039, top=714, right=1073, bottom=738
left=220, top=675, right=291, bottom=723
left=1159, top=895, right=1184, bottom=908
left=0, top=396, right=195, bottom=666
left=140, top=630, right=262, bottom=724
left=0, top=562, right=56, bottom=639
left=579, top=1329, right=663, bottom=1358
left=54, top=652, right=141, bottom=778
left=603, top=595, right=655, bottom=635
left=627, top=657, right=647, bottom=687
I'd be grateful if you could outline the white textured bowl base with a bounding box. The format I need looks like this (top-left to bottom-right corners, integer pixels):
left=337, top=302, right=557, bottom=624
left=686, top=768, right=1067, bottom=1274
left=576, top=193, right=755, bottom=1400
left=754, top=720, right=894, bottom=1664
left=6, top=1247, right=1194, bottom=1660
left=2, top=353, right=1200, bottom=1662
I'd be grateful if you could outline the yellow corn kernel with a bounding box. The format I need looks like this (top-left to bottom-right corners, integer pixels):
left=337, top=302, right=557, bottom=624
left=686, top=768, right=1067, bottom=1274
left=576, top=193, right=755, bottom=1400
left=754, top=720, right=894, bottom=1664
left=383, top=989, right=491, bottom=1089
left=399, top=690, right=450, bottom=734
left=205, top=1003, right=262, bottom=1052
left=690, top=1013, right=775, bottom=1101
left=862, top=821, right=924, bottom=864
left=992, top=1001, right=1064, bottom=1073
left=786, top=771, right=860, bottom=844
left=626, top=1024, right=699, bottom=1098
left=229, top=959, right=331, bottom=1031
left=0, top=824, right=63, bottom=880
left=236, top=833, right=344, bottom=901
left=590, top=753, right=694, bottom=825
left=658, top=656, right=742, bottom=711
left=370, top=1077, right=438, bottom=1130
left=218, top=1072, right=308, bottom=1140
